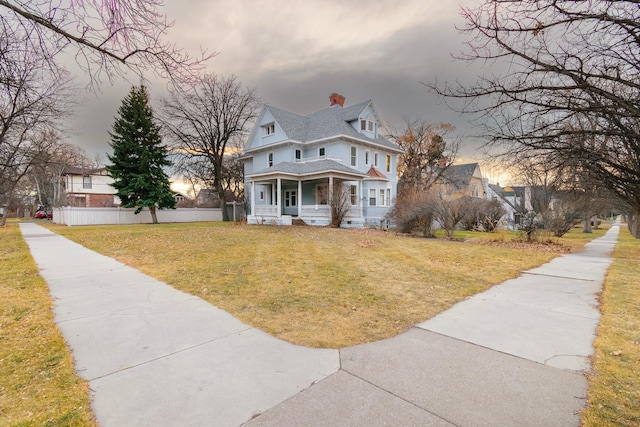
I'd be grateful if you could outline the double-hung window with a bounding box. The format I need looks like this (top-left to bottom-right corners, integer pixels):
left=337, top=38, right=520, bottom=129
left=369, top=189, right=376, bottom=206
left=350, top=146, right=357, bottom=167
left=360, top=119, right=375, bottom=132
left=316, top=184, right=328, bottom=205
left=268, top=152, right=274, bottom=167
left=264, top=123, right=275, bottom=136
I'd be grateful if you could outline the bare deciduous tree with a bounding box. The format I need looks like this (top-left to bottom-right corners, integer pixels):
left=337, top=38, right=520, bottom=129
left=387, top=119, right=459, bottom=236
left=542, top=191, right=584, bottom=237
left=329, top=179, right=354, bottom=228
left=430, top=0, right=640, bottom=237
left=0, top=24, right=74, bottom=226
left=0, top=0, right=211, bottom=86
left=29, top=134, right=97, bottom=208
left=388, top=187, right=438, bottom=237
left=161, top=74, right=260, bottom=221
left=432, top=189, right=470, bottom=238
left=460, top=198, right=505, bottom=232
left=388, top=119, right=458, bottom=192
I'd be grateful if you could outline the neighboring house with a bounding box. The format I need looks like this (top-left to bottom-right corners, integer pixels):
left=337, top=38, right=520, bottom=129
left=61, top=167, right=118, bottom=207
left=195, top=189, right=220, bottom=207
left=440, top=163, right=486, bottom=199
left=172, top=191, right=195, bottom=207
left=485, top=183, right=556, bottom=229
left=511, top=185, right=554, bottom=215
left=485, top=182, right=523, bottom=229
left=241, top=93, right=403, bottom=227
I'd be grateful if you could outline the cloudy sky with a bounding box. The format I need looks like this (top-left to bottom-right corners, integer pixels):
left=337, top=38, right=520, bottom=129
left=67, top=0, right=502, bottom=176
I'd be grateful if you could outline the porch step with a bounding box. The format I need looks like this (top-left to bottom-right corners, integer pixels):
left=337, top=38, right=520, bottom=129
left=292, top=217, right=308, bottom=226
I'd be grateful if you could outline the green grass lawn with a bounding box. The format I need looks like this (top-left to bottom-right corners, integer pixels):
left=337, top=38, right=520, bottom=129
left=46, top=222, right=605, bottom=348
left=0, top=224, right=96, bottom=427
left=6, top=219, right=629, bottom=426
left=582, top=225, right=640, bottom=426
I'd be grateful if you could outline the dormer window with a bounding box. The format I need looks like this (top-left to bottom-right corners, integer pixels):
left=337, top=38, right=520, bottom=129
left=360, top=119, right=375, bottom=132
left=263, top=122, right=275, bottom=136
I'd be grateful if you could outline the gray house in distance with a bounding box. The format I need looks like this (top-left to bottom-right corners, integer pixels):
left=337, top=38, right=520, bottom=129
left=241, top=93, right=403, bottom=227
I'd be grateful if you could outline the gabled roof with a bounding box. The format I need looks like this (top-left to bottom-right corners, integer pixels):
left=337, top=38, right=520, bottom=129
left=248, top=160, right=366, bottom=179
left=62, top=166, right=108, bottom=175
left=488, top=183, right=523, bottom=213
left=441, top=163, right=479, bottom=189
left=488, top=183, right=515, bottom=196
left=366, top=166, right=388, bottom=180
left=249, top=101, right=401, bottom=152
left=263, top=105, right=308, bottom=141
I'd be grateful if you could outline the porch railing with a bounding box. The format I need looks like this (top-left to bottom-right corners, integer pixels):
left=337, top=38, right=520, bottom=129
left=253, top=203, right=364, bottom=225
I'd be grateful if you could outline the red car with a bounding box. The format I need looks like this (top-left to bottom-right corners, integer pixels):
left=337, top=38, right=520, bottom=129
left=35, top=210, right=52, bottom=219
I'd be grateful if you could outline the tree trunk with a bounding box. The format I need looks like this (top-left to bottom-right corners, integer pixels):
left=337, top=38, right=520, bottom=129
left=421, top=213, right=434, bottom=238
left=150, top=206, right=158, bottom=224
left=629, top=209, right=640, bottom=239
left=217, top=181, right=229, bottom=222
left=582, top=217, right=593, bottom=234
left=1, top=208, right=8, bottom=227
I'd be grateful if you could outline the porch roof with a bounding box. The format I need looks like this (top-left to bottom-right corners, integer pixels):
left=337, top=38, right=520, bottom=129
left=248, top=159, right=367, bottom=180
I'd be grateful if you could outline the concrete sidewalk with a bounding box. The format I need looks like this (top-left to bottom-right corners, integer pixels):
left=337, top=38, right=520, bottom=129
left=19, top=223, right=339, bottom=426
left=20, top=221, right=619, bottom=426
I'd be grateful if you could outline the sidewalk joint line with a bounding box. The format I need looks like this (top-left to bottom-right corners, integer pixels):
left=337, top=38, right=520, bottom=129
left=522, top=271, right=596, bottom=282
left=89, top=326, right=254, bottom=381
left=339, top=369, right=461, bottom=426
left=416, top=328, right=588, bottom=373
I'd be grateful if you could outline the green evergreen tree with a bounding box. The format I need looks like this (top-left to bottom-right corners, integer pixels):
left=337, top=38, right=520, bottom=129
left=107, top=86, right=175, bottom=224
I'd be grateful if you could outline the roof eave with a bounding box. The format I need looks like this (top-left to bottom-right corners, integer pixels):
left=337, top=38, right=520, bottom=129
left=249, top=169, right=367, bottom=180
left=306, top=134, right=404, bottom=153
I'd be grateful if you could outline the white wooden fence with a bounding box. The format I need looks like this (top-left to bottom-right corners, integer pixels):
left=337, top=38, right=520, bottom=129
left=53, top=207, right=223, bottom=226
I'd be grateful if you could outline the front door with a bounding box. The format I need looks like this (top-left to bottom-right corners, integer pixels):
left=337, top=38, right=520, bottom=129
left=283, top=190, right=298, bottom=216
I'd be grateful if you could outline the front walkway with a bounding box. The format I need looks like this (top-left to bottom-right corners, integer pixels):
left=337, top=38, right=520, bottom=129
left=20, top=221, right=620, bottom=426
left=19, top=223, right=338, bottom=426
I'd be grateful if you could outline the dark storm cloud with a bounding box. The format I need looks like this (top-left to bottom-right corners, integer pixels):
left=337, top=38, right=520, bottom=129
left=66, top=1, right=487, bottom=160
left=244, top=18, right=484, bottom=157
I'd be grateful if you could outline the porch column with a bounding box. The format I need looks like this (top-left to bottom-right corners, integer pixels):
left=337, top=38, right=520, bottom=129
left=329, top=176, right=333, bottom=206
left=277, top=178, right=282, bottom=218
left=251, top=180, right=255, bottom=218
left=359, top=181, right=364, bottom=218
left=297, top=179, right=302, bottom=216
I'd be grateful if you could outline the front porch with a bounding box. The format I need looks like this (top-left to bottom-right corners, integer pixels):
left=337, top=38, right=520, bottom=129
left=250, top=205, right=365, bottom=227
left=247, top=175, right=366, bottom=227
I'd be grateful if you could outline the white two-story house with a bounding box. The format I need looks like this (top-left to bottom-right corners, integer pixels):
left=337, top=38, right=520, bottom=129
left=242, top=93, right=403, bottom=227
left=62, top=167, right=118, bottom=207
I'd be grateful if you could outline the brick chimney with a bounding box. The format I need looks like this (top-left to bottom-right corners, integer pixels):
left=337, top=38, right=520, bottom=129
left=329, top=92, right=345, bottom=107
